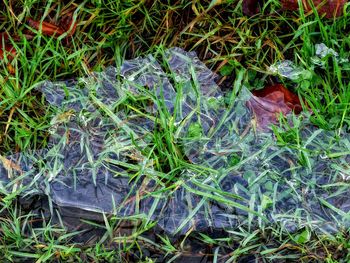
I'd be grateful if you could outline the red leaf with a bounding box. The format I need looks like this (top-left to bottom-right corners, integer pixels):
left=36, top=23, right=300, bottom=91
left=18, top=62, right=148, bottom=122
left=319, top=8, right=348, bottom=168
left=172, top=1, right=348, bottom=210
left=1, top=32, right=33, bottom=42
left=0, top=33, right=16, bottom=62
left=28, top=18, right=65, bottom=37
left=27, top=12, right=77, bottom=38
left=247, top=84, right=302, bottom=129
left=242, top=0, right=260, bottom=16
left=0, top=44, right=16, bottom=60
left=281, top=0, right=346, bottom=18
left=0, top=32, right=11, bottom=41
left=59, top=13, right=77, bottom=36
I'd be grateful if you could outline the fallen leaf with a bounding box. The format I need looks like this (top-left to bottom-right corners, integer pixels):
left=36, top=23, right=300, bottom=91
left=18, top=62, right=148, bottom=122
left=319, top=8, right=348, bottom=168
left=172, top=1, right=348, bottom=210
left=247, top=84, right=302, bottom=129
left=253, top=83, right=302, bottom=112
left=0, top=33, right=15, bottom=60
left=7, top=63, right=16, bottom=75
left=243, top=0, right=346, bottom=18
left=0, top=32, right=11, bottom=41
left=58, top=12, right=77, bottom=36
left=27, top=18, right=65, bottom=37
left=281, top=0, right=346, bottom=18
left=0, top=44, right=16, bottom=60
left=242, top=0, right=260, bottom=16
left=0, top=34, right=18, bottom=74
left=27, top=12, right=77, bottom=38
left=1, top=32, right=34, bottom=42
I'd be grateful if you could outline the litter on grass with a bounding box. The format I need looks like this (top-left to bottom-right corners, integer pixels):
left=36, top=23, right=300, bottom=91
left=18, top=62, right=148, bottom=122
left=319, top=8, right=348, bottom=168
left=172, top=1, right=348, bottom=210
left=268, top=60, right=312, bottom=81
left=315, top=43, right=339, bottom=59
left=0, top=48, right=350, bottom=237
left=270, top=43, right=349, bottom=80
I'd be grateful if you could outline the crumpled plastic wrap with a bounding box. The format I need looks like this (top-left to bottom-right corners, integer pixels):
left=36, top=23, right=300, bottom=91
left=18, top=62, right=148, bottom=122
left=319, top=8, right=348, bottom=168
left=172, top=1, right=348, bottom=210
left=269, top=60, right=312, bottom=81
left=270, top=43, right=349, bottom=80
left=312, top=43, right=349, bottom=67
left=315, top=43, right=339, bottom=59
left=0, top=47, right=350, bottom=237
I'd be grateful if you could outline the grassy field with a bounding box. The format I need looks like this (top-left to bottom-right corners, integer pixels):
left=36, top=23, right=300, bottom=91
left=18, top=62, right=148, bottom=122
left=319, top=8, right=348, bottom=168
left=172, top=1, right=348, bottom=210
left=1, top=0, right=350, bottom=262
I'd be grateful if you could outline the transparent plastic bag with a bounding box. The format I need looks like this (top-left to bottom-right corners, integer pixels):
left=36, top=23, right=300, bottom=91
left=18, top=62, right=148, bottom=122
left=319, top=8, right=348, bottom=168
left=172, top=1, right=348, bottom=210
left=0, top=48, right=350, bottom=237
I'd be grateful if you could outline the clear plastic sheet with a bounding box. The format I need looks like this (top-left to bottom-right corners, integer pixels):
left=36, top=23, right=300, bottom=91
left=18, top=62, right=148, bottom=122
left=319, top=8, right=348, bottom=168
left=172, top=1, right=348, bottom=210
left=0, top=48, right=350, bottom=237
left=315, top=43, right=339, bottom=59
left=312, top=43, right=350, bottom=67
left=268, top=60, right=312, bottom=81
left=270, top=43, right=349, bottom=80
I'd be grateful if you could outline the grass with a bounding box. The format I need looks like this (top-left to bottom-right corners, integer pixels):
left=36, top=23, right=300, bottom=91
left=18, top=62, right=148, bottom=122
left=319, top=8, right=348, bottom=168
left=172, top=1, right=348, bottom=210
left=0, top=0, right=350, bottom=262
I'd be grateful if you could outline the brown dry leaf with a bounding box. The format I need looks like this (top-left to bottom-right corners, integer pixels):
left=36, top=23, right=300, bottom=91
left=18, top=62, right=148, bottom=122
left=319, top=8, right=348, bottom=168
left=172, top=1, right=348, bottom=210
left=27, top=12, right=77, bottom=38
left=7, top=63, right=16, bottom=74
left=0, top=32, right=11, bottom=41
left=247, top=84, right=302, bottom=129
left=243, top=0, right=346, bottom=18
left=1, top=32, right=33, bottom=42
left=27, top=18, right=65, bottom=37
left=281, top=0, right=346, bottom=18
left=242, top=0, right=261, bottom=16
left=0, top=44, right=16, bottom=60
left=59, top=12, right=77, bottom=36
left=0, top=37, right=17, bottom=75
